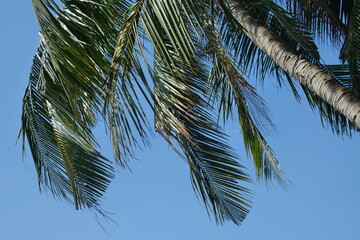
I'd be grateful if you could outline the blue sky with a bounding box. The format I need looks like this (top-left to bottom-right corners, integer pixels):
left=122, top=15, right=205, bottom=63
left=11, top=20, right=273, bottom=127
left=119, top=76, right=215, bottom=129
left=1, top=1, right=360, bottom=239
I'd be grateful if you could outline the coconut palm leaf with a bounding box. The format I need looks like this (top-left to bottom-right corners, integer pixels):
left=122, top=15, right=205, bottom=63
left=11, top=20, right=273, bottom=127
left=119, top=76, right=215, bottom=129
left=104, top=0, right=151, bottom=167
left=340, top=0, right=360, bottom=95
left=181, top=0, right=285, bottom=185
left=21, top=43, right=114, bottom=214
left=285, top=0, right=348, bottom=43
left=142, top=0, right=253, bottom=224
left=24, top=0, right=151, bottom=213
left=153, top=51, right=252, bottom=224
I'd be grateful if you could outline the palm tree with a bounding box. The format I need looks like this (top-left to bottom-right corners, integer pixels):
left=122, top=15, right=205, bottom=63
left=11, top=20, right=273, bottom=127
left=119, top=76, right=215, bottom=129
left=21, top=0, right=360, bottom=225
left=228, top=0, right=360, bottom=132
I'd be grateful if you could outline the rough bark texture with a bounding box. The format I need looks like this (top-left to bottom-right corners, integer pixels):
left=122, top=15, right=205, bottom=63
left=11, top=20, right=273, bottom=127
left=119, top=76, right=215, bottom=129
left=228, top=0, right=360, bottom=129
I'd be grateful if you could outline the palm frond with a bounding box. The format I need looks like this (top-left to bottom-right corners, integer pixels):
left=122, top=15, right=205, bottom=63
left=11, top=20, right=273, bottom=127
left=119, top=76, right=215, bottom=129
left=104, top=0, right=151, bottom=167
left=182, top=0, right=286, bottom=185
left=285, top=0, right=348, bottom=43
left=31, top=0, right=129, bottom=127
left=210, top=57, right=285, bottom=184
left=340, top=0, right=360, bottom=95
left=25, top=0, right=154, bottom=213
left=142, top=0, right=253, bottom=224
left=326, top=64, right=354, bottom=87
left=21, top=43, right=114, bottom=215
left=153, top=53, right=253, bottom=225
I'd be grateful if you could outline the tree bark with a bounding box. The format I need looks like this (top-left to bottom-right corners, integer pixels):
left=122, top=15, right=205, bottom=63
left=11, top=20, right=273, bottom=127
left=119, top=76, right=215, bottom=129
left=227, top=0, right=360, bottom=129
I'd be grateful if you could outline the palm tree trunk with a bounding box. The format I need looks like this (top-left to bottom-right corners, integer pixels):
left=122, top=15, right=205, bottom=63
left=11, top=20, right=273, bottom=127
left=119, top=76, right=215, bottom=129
left=227, top=0, right=360, bottom=129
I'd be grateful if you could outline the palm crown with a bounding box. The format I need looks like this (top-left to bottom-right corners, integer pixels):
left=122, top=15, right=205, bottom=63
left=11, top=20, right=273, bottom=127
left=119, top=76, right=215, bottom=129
left=22, top=0, right=360, bottom=225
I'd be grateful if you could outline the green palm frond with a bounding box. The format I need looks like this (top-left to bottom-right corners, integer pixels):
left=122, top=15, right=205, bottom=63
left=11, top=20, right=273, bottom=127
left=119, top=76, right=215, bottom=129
left=209, top=57, right=285, bottom=184
left=326, top=64, right=354, bottom=87
left=285, top=0, right=349, bottom=43
left=21, top=0, right=332, bottom=225
left=24, top=0, right=151, bottom=214
left=104, top=52, right=152, bottom=167
left=21, top=43, right=114, bottom=214
left=153, top=51, right=252, bottom=225
left=105, top=0, right=151, bottom=167
left=340, top=0, right=360, bottom=95
left=181, top=0, right=286, bottom=185
left=262, top=0, right=320, bottom=59
left=142, top=0, right=252, bottom=224
left=33, top=0, right=112, bottom=122
left=108, top=0, right=144, bottom=88
left=31, top=0, right=153, bottom=167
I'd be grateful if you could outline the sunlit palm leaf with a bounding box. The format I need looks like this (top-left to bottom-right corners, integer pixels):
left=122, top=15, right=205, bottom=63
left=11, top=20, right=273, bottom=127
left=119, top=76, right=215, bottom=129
left=210, top=57, right=285, bottom=184
left=142, top=0, right=252, bottom=224
left=181, top=1, right=286, bottom=184
left=105, top=0, right=151, bottom=167
left=153, top=53, right=252, bottom=225
left=32, top=0, right=107, bottom=122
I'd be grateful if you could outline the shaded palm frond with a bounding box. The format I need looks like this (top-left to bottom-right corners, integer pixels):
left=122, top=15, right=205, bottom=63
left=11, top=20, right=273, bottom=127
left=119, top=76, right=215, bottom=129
left=104, top=53, right=152, bottom=167
left=26, top=0, right=153, bottom=213
left=340, top=0, right=360, bottom=95
left=326, top=64, right=355, bottom=87
left=21, top=43, right=114, bottom=215
left=285, top=0, right=349, bottom=43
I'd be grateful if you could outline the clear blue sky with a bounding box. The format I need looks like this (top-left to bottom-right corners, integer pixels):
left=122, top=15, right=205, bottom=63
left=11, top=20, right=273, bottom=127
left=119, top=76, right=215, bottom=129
left=1, top=1, right=360, bottom=239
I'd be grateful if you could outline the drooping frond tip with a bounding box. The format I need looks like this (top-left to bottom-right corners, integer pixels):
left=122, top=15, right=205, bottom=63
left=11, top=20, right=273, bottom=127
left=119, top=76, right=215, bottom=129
left=21, top=43, right=114, bottom=215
